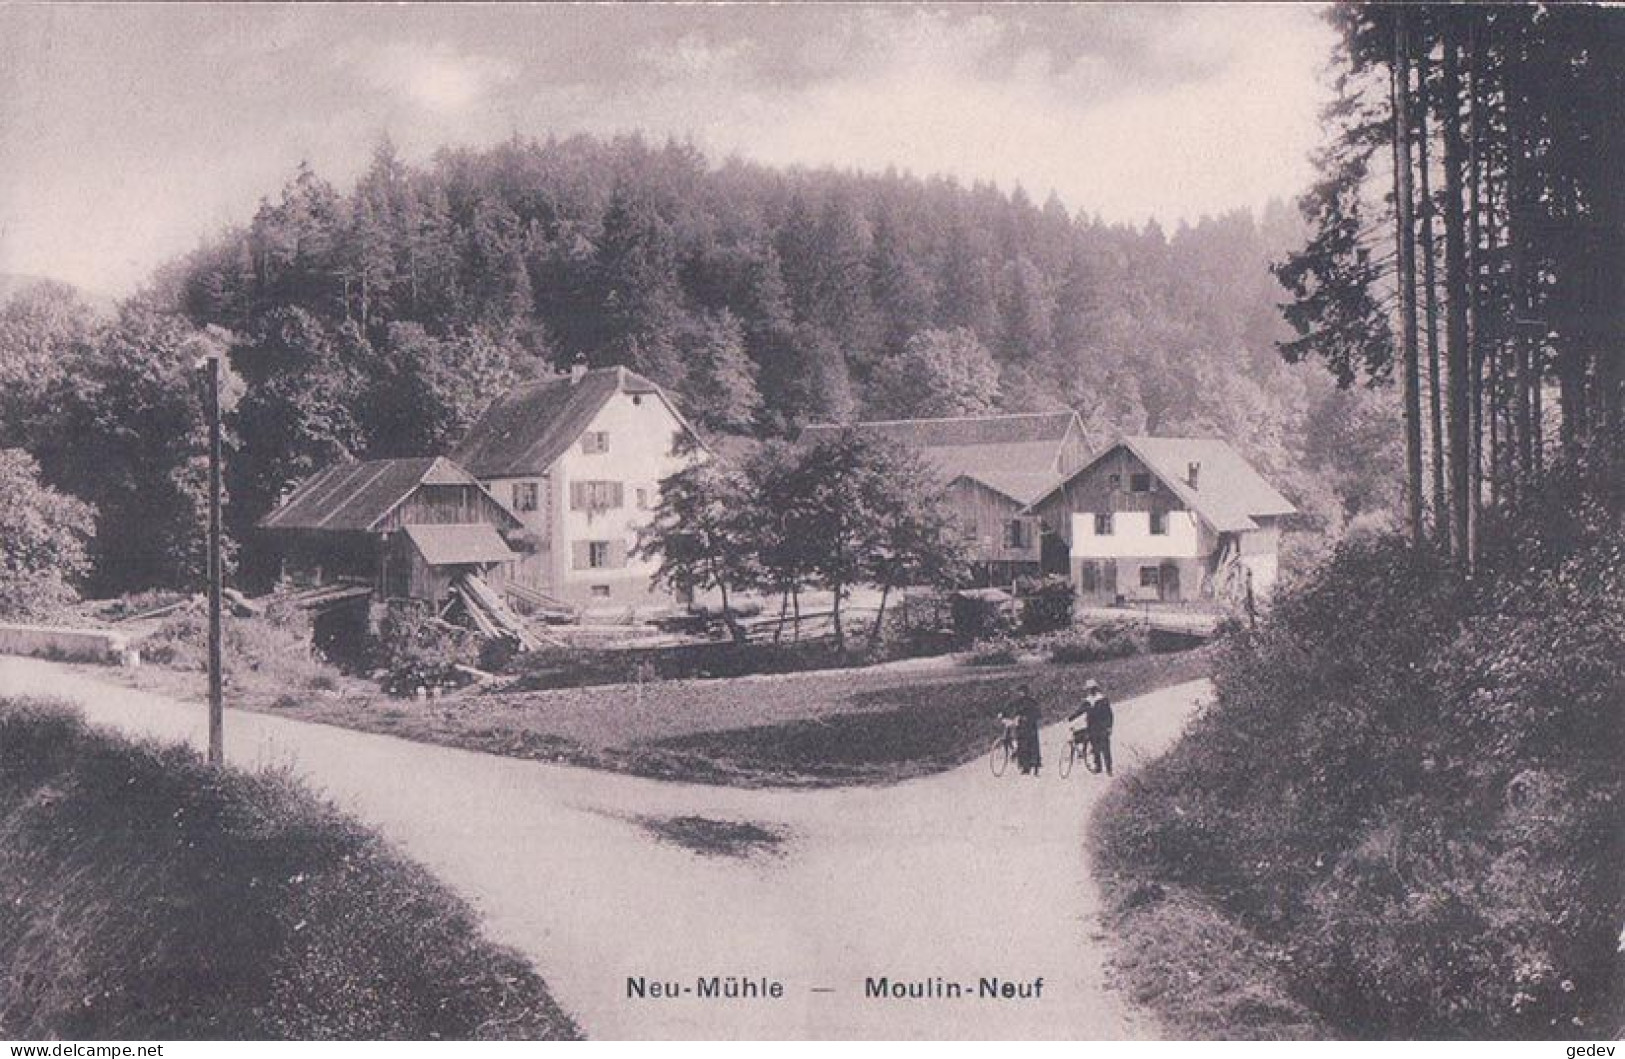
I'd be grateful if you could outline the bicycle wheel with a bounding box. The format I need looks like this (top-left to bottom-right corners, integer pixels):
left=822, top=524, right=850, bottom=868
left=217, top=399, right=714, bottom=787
left=989, top=738, right=1010, bottom=777
left=1059, top=739, right=1076, bottom=778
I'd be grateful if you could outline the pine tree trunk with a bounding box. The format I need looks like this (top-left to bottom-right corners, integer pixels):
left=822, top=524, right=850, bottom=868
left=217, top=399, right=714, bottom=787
left=1416, top=47, right=1448, bottom=539
left=1392, top=14, right=1426, bottom=547
left=1505, top=28, right=1537, bottom=484
left=1466, top=20, right=1485, bottom=567
left=1442, top=33, right=1474, bottom=563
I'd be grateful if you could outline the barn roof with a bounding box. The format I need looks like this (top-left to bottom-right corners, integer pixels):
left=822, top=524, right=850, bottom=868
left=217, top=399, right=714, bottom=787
left=451, top=366, right=697, bottom=479
left=797, top=412, right=1085, bottom=505
left=401, top=523, right=518, bottom=566
left=259, top=456, right=494, bottom=533
left=1038, top=436, right=1297, bottom=533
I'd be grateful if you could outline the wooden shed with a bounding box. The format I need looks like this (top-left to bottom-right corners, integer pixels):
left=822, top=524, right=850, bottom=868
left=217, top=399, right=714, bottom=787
left=258, top=456, right=525, bottom=605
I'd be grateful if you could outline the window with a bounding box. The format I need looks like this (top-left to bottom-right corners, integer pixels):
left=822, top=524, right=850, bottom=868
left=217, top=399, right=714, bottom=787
left=570, top=480, right=624, bottom=511
left=1094, top=512, right=1114, bottom=536
left=511, top=482, right=538, bottom=512
left=1108, top=473, right=1122, bottom=490
left=1129, top=472, right=1152, bottom=493
left=1149, top=510, right=1168, bottom=535
left=574, top=539, right=626, bottom=570
left=1139, top=565, right=1161, bottom=588
left=635, top=487, right=650, bottom=510
left=581, top=431, right=610, bottom=455
left=590, top=584, right=612, bottom=598
left=1003, top=519, right=1030, bottom=549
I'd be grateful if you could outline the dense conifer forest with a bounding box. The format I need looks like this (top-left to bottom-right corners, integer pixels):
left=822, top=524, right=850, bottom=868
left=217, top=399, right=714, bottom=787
left=1, top=134, right=1400, bottom=592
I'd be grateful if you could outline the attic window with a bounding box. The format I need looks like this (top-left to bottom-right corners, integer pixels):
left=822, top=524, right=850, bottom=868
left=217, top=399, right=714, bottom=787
left=581, top=431, right=610, bottom=455
left=1129, top=473, right=1152, bottom=493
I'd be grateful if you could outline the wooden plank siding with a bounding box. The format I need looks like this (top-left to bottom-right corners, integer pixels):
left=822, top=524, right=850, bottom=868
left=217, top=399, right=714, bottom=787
left=1031, top=448, right=1189, bottom=548
left=374, top=483, right=516, bottom=533
left=948, top=477, right=1041, bottom=565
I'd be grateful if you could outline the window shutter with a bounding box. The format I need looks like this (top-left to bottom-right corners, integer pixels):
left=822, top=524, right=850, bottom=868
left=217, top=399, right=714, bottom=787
left=609, top=482, right=624, bottom=509
left=570, top=482, right=586, bottom=510
left=609, top=539, right=629, bottom=569
left=572, top=541, right=591, bottom=570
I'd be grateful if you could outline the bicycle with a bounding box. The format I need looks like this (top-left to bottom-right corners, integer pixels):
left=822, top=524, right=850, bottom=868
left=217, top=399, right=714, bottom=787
left=989, top=719, right=1019, bottom=776
left=1059, top=728, right=1094, bottom=779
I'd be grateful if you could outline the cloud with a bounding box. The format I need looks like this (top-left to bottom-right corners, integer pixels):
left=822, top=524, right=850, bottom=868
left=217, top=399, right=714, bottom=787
left=347, top=40, right=517, bottom=114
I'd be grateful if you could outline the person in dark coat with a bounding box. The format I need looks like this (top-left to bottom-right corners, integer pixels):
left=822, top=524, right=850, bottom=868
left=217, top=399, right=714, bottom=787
left=1013, top=683, right=1042, bottom=776
left=1081, top=678, right=1114, bottom=776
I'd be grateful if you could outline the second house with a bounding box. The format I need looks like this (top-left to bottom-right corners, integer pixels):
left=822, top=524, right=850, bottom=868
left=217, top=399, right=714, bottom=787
left=452, top=365, right=704, bottom=610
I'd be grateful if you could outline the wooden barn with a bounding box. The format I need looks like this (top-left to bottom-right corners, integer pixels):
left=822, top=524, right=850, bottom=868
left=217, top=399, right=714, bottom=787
left=798, top=412, right=1092, bottom=584
left=258, top=456, right=524, bottom=606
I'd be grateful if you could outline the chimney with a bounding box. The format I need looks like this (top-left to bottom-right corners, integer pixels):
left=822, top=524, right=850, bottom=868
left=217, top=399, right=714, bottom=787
left=570, top=363, right=588, bottom=385
left=1187, top=461, right=1201, bottom=489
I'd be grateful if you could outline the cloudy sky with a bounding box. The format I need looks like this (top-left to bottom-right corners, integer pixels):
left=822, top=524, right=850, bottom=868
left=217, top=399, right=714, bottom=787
left=0, top=3, right=1335, bottom=298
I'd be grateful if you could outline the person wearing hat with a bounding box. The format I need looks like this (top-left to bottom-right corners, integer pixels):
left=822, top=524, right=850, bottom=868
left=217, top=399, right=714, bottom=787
left=1080, top=678, right=1114, bottom=776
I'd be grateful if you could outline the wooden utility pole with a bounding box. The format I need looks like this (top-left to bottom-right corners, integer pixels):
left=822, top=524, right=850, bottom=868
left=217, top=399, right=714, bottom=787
left=205, top=353, right=224, bottom=766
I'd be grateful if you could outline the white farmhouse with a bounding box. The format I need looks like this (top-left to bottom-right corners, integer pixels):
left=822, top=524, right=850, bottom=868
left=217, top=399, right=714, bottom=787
left=451, top=365, right=704, bottom=611
left=1030, top=436, right=1296, bottom=605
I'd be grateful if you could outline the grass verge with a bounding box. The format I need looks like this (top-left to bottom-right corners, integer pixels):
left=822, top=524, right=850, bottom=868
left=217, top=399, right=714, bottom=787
left=0, top=697, right=580, bottom=1041
left=612, top=647, right=1214, bottom=787
left=88, top=625, right=1210, bottom=789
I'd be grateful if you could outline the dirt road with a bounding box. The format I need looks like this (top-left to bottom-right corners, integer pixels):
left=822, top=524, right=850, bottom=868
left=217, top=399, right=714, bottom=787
left=0, top=656, right=1208, bottom=1040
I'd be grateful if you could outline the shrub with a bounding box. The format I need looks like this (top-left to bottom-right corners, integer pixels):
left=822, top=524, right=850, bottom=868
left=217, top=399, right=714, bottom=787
left=950, top=591, right=1011, bottom=640
left=964, top=637, right=1020, bottom=667
left=1046, top=621, right=1146, bottom=664
left=142, top=610, right=323, bottom=690
left=1093, top=516, right=1625, bottom=1039
left=1017, top=574, right=1075, bottom=634
left=372, top=601, right=480, bottom=696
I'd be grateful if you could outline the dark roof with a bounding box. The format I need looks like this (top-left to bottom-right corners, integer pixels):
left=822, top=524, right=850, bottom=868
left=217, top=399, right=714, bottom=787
left=260, top=457, right=482, bottom=533
left=797, top=412, right=1084, bottom=505
left=402, top=523, right=518, bottom=566
left=1039, top=436, right=1297, bottom=533
left=451, top=366, right=693, bottom=478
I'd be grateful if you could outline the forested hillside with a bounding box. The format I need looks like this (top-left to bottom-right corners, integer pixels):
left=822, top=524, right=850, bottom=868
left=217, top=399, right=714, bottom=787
left=2, top=134, right=1399, bottom=594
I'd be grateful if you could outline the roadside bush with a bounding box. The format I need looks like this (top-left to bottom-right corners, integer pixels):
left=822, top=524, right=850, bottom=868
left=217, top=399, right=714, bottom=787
left=1017, top=574, right=1076, bottom=634
left=0, top=697, right=579, bottom=1040
left=373, top=601, right=480, bottom=696
left=950, top=591, right=1011, bottom=640
left=1047, top=621, right=1148, bottom=664
left=142, top=610, right=323, bottom=691
left=964, top=636, right=1020, bottom=667
left=1092, top=507, right=1625, bottom=1039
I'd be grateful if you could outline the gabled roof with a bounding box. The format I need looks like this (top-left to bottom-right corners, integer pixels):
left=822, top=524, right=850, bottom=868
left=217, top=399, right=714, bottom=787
left=451, top=366, right=697, bottom=479
left=401, top=523, right=517, bottom=566
left=1037, top=435, right=1296, bottom=533
left=259, top=456, right=500, bottom=533
left=797, top=411, right=1085, bottom=506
